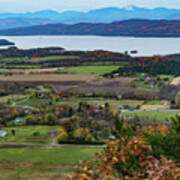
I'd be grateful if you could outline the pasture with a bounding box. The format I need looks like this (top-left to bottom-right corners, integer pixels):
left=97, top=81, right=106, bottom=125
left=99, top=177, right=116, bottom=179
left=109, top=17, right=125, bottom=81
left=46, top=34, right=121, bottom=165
left=59, top=65, right=122, bottom=74
left=0, top=146, right=101, bottom=180
left=0, top=74, right=99, bottom=82
left=123, top=110, right=180, bottom=121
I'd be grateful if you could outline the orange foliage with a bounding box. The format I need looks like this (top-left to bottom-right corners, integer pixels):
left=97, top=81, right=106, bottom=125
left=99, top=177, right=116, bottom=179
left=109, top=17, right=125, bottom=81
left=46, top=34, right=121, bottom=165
left=62, top=136, right=179, bottom=180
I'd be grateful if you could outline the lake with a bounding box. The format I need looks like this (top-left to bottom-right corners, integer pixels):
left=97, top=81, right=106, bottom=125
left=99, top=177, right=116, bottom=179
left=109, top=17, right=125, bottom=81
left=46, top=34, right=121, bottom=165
left=0, top=36, right=180, bottom=56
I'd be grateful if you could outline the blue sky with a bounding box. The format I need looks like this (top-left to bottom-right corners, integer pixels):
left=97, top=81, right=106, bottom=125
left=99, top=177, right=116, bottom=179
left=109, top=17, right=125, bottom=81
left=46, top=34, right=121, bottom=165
left=1, top=0, right=180, bottom=13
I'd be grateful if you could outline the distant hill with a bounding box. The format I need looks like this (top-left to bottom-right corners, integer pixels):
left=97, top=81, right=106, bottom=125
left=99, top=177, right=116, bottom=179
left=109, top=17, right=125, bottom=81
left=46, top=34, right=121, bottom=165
left=0, top=6, right=180, bottom=30
left=0, top=18, right=57, bottom=30
left=1, top=19, right=180, bottom=37
left=0, top=39, right=14, bottom=46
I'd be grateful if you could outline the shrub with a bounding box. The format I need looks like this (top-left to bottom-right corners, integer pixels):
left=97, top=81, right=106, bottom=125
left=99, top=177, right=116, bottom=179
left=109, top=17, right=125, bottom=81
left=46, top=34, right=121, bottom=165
left=56, top=130, right=68, bottom=143
left=62, top=136, right=179, bottom=180
left=72, top=128, right=85, bottom=141
left=85, top=134, right=95, bottom=142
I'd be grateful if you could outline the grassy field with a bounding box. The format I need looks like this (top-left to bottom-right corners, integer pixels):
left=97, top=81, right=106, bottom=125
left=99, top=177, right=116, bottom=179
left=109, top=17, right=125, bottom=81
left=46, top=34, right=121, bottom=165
left=0, top=94, right=27, bottom=104
left=0, top=74, right=98, bottom=82
left=57, top=98, right=144, bottom=108
left=59, top=65, right=122, bottom=74
left=144, top=101, right=169, bottom=105
left=0, top=55, right=79, bottom=63
left=0, top=146, right=101, bottom=180
left=17, top=98, right=51, bottom=106
left=123, top=110, right=180, bottom=121
left=15, top=96, right=144, bottom=108
left=0, top=126, right=60, bottom=144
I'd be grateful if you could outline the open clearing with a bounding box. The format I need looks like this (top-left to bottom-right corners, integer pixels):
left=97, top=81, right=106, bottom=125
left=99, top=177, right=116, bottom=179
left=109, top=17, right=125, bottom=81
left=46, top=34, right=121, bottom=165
left=0, top=126, right=60, bottom=144
left=0, top=146, right=101, bottom=180
left=59, top=65, right=121, bottom=74
left=0, top=74, right=100, bottom=82
left=140, top=105, right=170, bottom=110
left=4, top=67, right=65, bottom=74
left=123, top=110, right=180, bottom=121
left=0, top=55, right=79, bottom=62
left=171, top=77, right=180, bottom=86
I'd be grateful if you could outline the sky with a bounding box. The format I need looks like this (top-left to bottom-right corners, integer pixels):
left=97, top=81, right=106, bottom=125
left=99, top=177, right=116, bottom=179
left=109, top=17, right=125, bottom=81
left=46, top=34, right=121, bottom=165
left=1, top=0, right=180, bottom=13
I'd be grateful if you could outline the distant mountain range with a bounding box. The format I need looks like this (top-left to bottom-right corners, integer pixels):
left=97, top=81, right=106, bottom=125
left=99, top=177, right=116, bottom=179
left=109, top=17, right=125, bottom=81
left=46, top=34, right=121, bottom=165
left=1, top=6, right=180, bottom=30
left=1, top=19, right=180, bottom=37
left=0, top=18, right=57, bottom=30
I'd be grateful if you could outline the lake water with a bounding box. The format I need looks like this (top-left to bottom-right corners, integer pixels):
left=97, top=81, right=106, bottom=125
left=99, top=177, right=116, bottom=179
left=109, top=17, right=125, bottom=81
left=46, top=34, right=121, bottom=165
left=0, top=35, right=180, bottom=56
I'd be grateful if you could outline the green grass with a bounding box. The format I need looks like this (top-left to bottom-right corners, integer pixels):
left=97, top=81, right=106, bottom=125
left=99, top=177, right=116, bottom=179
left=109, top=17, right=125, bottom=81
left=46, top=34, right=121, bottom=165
left=17, top=98, right=51, bottom=106
left=56, top=98, right=144, bottom=108
left=144, top=101, right=170, bottom=105
left=0, top=55, right=79, bottom=62
left=123, top=110, right=180, bottom=121
left=0, top=146, right=101, bottom=179
left=59, top=65, right=122, bottom=74
left=0, top=126, right=60, bottom=144
left=0, top=94, right=28, bottom=104
left=14, top=96, right=144, bottom=108
left=3, top=65, right=42, bottom=69
left=0, top=146, right=101, bottom=164
left=30, top=55, right=79, bottom=62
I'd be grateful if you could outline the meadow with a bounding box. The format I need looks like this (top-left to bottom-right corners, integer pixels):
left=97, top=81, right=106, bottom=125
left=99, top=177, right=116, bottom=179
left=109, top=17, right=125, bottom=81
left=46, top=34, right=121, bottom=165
left=0, top=126, right=60, bottom=144
left=59, top=65, right=122, bottom=75
left=0, top=146, right=101, bottom=180
left=123, top=110, right=180, bottom=121
left=0, top=55, right=79, bottom=63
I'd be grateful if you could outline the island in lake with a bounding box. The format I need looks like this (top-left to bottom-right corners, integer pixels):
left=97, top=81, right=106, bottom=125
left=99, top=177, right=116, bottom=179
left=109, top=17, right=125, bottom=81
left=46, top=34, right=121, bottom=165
left=0, top=39, right=15, bottom=46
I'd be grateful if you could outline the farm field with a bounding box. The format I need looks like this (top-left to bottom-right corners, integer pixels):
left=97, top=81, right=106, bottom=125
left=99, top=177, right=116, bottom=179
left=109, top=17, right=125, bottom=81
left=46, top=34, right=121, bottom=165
left=171, top=77, right=180, bottom=85
left=123, top=110, right=180, bottom=121
left=0, top=146, right=101, bottom=180
left=0, top=55, right=79, bottom=63
left=0, top=94, right=27, bottom=103
left=0, top=74, right=99, bottom=82
left=15, top=96, right=144, bottom=107
left=0, top=126, right=60, bottom=144
left=59, top=65, right=122, bottom=74
left=2, top=67, right=64, bottom=74
left=0, top=48, right=180, bottom=179
left=140, top=105, right=170, bottom=110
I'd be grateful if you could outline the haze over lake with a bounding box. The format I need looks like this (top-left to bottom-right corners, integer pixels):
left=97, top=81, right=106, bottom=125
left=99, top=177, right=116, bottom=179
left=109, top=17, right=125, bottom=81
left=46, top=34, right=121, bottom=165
left=0, top=36, right=180, bottom=56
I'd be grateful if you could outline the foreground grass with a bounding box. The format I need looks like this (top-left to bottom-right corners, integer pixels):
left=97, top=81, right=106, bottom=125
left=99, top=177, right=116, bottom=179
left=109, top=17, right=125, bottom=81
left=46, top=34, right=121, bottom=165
left=0, top=146, right=101, bottom=180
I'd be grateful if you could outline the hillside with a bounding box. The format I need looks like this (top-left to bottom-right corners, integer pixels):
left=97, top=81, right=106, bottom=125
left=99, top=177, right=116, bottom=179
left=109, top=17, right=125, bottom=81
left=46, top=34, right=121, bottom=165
left=1, top=19, right=180, bottom=37
left=0, top=7, right=180, bottom=30
left=0, top=39, right=15, bottom=46
left=0, top=18, right=57, bottom=30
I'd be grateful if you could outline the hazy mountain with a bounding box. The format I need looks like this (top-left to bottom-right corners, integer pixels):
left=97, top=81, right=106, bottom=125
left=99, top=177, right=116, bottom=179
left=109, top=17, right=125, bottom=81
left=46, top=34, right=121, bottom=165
left=1, top=19, right=180, bottom=37
left=0, top=18, right=57, bottom=30
left=0, top=6, right=180, bottom=30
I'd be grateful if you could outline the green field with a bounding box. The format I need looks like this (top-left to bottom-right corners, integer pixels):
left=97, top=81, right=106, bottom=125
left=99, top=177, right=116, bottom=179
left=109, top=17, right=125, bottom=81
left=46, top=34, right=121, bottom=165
left=123, top=110, right=180, bottom=121
left=0, top=95, right=28, bottom=104
left=0, top=146, right=101, bottom=180
left=57, top=98, right=144, bottom=108
left=0, top=55, right=79, bottom=63
left=14, top=96, right=144, bottom=108
left=144, top=100, right=170, bottom=105
left=0, top=126, right=61, bottom=144
left=17, top=98, right=51, bottom=106
left=59, top=65, right=122, bottom=74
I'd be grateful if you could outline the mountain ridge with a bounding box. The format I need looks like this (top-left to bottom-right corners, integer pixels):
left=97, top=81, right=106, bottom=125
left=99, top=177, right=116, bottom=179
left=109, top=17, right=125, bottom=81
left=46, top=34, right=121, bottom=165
left=1, top=6, right=180, bottom=30
left=1, top=19, right=180, bottom=37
